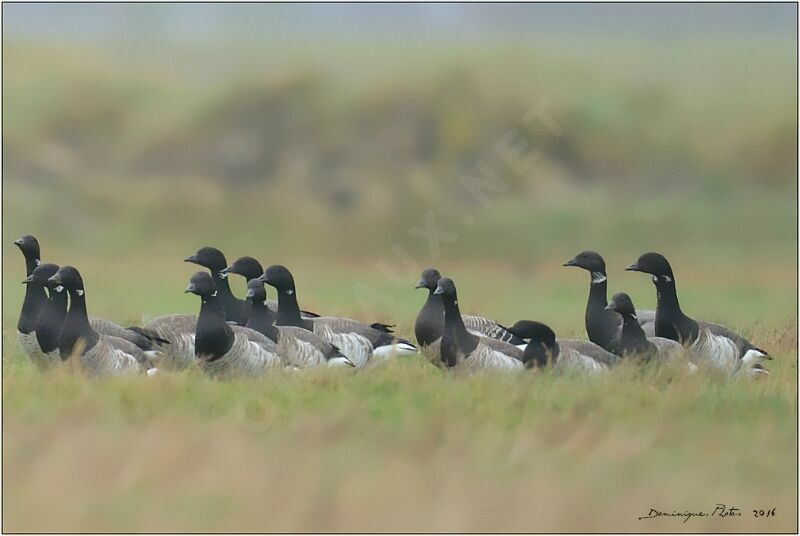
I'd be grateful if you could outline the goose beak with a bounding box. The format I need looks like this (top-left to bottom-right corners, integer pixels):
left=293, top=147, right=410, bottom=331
left=14, top=238, right=24, bottom=247
left=184, top=254, right=199, bottom=264
left=562, top=258, right=577, bottom=267
left=185, top=283, right=197, bottom=294
left=47, top=273, right=63, bottom=286
left=433, top=287, right=444, bottom=295
left=220, top=266, right=234, bottom=277
left=414, top=279, right=426, bottom=289
left=604, top=303, right=615, bottom=311
left=625, top=262, right=640, bottom=272
left=246, top=289, right=255, bottom=299
left=22, top=274, right=34, bottom=284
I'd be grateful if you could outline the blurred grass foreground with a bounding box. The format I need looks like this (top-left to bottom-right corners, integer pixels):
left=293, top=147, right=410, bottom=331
left=2, top=3, right=798, bottom=533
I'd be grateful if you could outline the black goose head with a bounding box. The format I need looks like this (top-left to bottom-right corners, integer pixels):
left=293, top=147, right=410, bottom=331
left=185, top=247, right=228, bottom=273
left=48, top=266, right=85, bottom=294
left=433, top=277, right=458, bottom=303
left=14, top=234, right=40, bottom=261
left=185, top=271, right=217, bottom=297
left=222, top=256, right=264, bottom=281
left=415, top=268, right=442, bottom=291
left=605, top=292, right=636, bottom=317
left=626, top=252, right=674, bottom=283
left=506, top=320, right=558, bottom=368
left=260, top=264, right=296, bottom=292
left=563, top=250, right=606, bottom=276
left=245, top=278, right=267, bottom=303
left=23, top=263, right=59, bottom=288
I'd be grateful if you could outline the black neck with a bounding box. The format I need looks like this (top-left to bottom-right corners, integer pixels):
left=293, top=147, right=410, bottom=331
left=415, top=290, right=445, bottom=347
left=18, top=283, right=47, bottom=334
left=653, top=278, right=699, bottom=344
left=275, top=286, right=311, bottom=329
left=24, top=252, right=39, bottom=276
left=618, top=313, right=653, bottom=355
left=584, top=276, right=619, bottom=349
left=440, top=295, right=478, bottom=367
left=194, top=294, right=234, bottom=360
left=213, top=272, right=245, bottom=323
left=245, top=300, right=279, bottom=342
left=59, top=290, right=98, bottom=358
left=35, top=288, right=68, bottom=354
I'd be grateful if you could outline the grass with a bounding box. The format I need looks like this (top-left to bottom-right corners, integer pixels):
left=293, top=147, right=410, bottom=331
left=3, top=259, right=797, bottom=531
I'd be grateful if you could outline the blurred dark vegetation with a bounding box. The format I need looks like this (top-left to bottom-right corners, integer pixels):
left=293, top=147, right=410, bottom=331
left=3, top=4, right=796, bottom=266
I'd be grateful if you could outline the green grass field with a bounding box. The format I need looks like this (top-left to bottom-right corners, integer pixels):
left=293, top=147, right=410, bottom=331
left=3, top=211, right=797, bottom=531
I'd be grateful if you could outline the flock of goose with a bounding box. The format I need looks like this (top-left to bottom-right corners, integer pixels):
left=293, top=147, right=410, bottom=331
left=15, top=234, right=771, bottom=380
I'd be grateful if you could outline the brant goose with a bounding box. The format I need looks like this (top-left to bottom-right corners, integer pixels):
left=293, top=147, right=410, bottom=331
left=185, top=247, right=247, bottom=325
left=14, top=235, right=45, bottom=360
left=186, top=272, right=283, bottom=379
left=244, top=279, right=354, bottom=369
left=434, top=278, right=523, bottom=372
left=260, top=264, right=417, bottom=368
left=604, top=292, right=687, bottom=364
left=47, top=266, right=156, bottom=376
left=14, top=235, right=160, bottom=353
left=626, top=252, right=770, bottom=375
left=221, top=256, right=319, bottom=319
left=563, top=251, right=655, bottom=349
left=20, top=263, right=62, bottom=369
left=414, top=268, right=524, bottom=367
left=506, top=320, right=618, bottom=374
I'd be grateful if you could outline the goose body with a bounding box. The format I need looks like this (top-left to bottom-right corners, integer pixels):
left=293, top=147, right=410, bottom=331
left=187, top=271, right=282, bottom=379
left=414, top=268, right=524, bottom=368
left=605, top=293, right=686, bottom=364
left=140, top=314, right=198, bottom=369
left=563, top=251, right=655, bottom=349
left=260, top=265, right=416, bottom=368
left=434, top=277, right=523, bottom=373
left=626, top=252, right=770, bottom=376
left=47, top=266, right=154, bottom=376
left=507, top=321, right=618, bottom=374
left=244, top=279, right=354, bottom=369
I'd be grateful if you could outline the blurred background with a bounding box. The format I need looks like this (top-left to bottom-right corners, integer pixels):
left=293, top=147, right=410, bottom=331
left=4, top=2, right=797, bottom=330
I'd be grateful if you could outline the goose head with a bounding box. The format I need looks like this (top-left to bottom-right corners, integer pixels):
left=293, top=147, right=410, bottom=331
left=563, top=250, right=606, bottom=274
left=48, top=265, right=85, bottom=295
left=185, top=247, right=228, bottom=273
left=185, top=271, right=217, bottom=298
left=221, top=256, right=264, bottom=281
left=259, top=264, right=296, bottom=293
left=605, top=292, right=637, bottom=317
left=23, top=263, right=59, bottom=287
left=415, top=268, right=442, bottom=291
left=626, top=252, right=675, bottom=283
left=433, top=277, right=458, bottom=303
left=245, top=278, right=267, bottom=303
left=506, top=320, right=558, bottom=369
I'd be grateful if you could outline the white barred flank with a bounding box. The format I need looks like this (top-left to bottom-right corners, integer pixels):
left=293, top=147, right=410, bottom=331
left=463, top=315, right=517, bottom=343
left=555, top=348, right=608, bottom=374
left=313, top=324, right=373, bottom=368
left=17, top=330, right=60, bottom=371
left=80, top=336, right=141, bottom=377
left=140, top=314, right=197, bottom=369
left=370, top=342, right=418, bottom=364
left=198, top=332, right=283, bottom=379
left=275, top=329, right=327, bottom=369
left=451, top=340, right=523, bottom=374
left=687, top=329, right=740, bottom=374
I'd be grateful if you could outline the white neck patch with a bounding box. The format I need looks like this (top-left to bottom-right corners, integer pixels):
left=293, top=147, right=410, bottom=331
left=286, top=289, right=294, bottom=295
left=211, top=290, right=218, bottom=297
left=662, top=275, right=672, bottom=282
left=219, top=272, right=229, bottom=279
left=591, top=272, right=607, bottom=284
left=54, top=285, right=64, bottom=293
left=35, top=259, right=41, bottom=266
left=76, top=289, right=84, bottom=296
